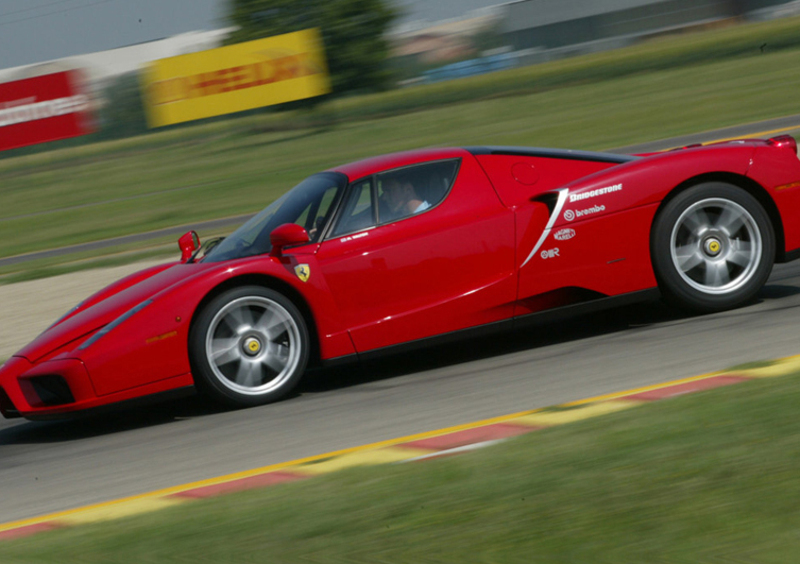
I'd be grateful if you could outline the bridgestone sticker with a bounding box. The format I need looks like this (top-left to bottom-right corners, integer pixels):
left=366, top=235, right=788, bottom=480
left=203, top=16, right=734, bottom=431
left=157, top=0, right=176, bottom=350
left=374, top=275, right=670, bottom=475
left=569, top=183, right=622, bottom=203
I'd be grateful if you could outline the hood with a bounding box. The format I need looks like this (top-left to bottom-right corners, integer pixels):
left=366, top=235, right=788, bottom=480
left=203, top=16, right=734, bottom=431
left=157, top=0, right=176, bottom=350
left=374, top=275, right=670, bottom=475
left=17, top=261, right=216, bottom=363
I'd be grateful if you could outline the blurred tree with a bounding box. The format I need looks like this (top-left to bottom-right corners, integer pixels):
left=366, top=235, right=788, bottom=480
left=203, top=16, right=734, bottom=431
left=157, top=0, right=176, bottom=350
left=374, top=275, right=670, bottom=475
left=98, top=73, right=149, bottom=140
left=225, top=0, right=398, bottom=94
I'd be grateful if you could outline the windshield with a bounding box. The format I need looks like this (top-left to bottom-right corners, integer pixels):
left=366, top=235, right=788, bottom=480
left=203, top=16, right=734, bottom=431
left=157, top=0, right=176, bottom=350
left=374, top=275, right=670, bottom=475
left=203, top=172, right=347, bottom=262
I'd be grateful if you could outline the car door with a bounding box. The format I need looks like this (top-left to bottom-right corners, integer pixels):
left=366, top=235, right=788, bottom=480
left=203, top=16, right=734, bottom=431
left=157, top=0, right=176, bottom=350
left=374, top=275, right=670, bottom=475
left=474, top=153, right=626, bottom=315
left=315, top=156, right=516, bottom=353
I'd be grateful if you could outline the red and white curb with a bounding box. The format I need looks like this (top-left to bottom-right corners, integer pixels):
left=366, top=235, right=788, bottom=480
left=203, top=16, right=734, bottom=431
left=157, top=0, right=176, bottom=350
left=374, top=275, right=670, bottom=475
left=2, top=354, right=799, bottom=541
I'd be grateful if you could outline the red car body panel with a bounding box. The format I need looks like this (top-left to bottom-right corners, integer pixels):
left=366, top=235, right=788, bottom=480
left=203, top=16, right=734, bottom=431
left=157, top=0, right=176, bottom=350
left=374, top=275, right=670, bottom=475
left=746, top=143, right=800, bottom=253
left=2, top=139, right=800, bottom=419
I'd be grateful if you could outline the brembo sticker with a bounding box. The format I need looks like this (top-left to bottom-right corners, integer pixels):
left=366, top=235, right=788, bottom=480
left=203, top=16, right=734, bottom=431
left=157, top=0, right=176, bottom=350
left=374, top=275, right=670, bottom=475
left=564, top=205, right=605, bottom=221
left=553, top=228, right=575, bottom=241
left=569, top=183, right=622, bottom=202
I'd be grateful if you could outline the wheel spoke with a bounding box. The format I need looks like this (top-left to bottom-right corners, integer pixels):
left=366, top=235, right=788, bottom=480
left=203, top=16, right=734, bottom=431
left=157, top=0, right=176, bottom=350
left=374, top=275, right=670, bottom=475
left=226, top=306, right=254, bottom=332
left=210, top=337, right=239, bottom=366
left=254, top=308, right=274, bottom=333
left=261, top=314, right=291, bottom=341
left=682, top=209, right=711, bottom=234
left=715, top=205, right=744, bottom=236
left=264, top=342, right=289, bottom=373
left=234, top=359, right=260, bottom=387
left=704, top=261, right=730, bottom=287
left=727, top=242, right=753, bottom=267
left=675, top=245, right=704, bottom=271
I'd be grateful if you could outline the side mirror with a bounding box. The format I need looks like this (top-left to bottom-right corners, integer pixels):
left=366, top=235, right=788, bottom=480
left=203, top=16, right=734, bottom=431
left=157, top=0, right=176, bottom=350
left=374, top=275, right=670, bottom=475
left=178, top=231, right=200, bottom=263
left=270, top=223, right=310, bottom=257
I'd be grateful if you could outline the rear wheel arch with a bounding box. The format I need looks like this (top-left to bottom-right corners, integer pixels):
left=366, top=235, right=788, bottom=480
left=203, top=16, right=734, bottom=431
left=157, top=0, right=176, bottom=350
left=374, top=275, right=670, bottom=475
left=654, top=172, right=784, bottom=262
left=189, top=273, right=321, bottom=368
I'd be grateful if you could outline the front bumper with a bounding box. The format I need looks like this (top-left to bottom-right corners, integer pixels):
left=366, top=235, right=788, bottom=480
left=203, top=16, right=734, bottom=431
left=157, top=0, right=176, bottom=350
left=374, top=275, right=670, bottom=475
left=0, top=356, right=96, bottom=419
left=0, top=354, right=197, bottom=420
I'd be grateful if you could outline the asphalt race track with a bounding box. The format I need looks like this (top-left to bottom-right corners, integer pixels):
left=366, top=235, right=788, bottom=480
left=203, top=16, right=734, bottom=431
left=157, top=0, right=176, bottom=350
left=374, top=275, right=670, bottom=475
left=3, top=120, right=800, bottom=524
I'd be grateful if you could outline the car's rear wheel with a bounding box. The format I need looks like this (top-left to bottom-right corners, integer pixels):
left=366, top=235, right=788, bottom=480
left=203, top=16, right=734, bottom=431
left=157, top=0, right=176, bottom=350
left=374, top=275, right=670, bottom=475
left=651, top=182, right=775, bottom=312
left=189, top=286, right=309, bottom=407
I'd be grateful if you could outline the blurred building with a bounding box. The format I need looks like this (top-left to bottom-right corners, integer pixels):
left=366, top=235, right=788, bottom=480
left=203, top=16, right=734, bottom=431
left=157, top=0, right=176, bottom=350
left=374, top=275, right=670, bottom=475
left=393, top=14, right=499, bottom=64
left=0, top=29, right=235, bottom=91
left=391, top=8, right=503, bottom=64
left=502, top=0, right=800, bottom=52
left=392, top=0, right=800, bottom=83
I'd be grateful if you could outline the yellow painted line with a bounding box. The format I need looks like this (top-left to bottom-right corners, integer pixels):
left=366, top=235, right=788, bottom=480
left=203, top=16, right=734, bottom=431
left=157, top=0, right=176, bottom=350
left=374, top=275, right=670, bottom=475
left=725, top=354, right=800, bottom=379
left=559, top=369, right=727, bottom=407
left=0, top=410, right=549, bottom=533
left=700, top=124, right=800, bottom=145
left=55, top=498, right=186, bottom=526
left=4, top=351, right=800, bottom=535
left=609, top=119, right=800, bottom=153
left=512, top=399, right=645, bottom=427
left=290, top=446, right=434, bottom=476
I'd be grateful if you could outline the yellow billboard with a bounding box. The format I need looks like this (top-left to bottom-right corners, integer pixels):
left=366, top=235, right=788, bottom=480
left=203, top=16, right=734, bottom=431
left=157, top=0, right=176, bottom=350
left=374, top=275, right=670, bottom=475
left=142, top=29, right=331, bottom=127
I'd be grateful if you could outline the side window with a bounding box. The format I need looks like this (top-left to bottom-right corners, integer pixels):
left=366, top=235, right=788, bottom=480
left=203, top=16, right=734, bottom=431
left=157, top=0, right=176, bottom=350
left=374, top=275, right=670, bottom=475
left=330, top=179, right=375, bottom=237
left=377, top=159, right=460, bottom=224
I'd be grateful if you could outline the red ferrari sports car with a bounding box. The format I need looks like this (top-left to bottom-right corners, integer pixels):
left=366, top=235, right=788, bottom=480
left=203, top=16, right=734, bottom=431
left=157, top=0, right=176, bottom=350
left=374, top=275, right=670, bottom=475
left=3, top=137, right=800, bottom=419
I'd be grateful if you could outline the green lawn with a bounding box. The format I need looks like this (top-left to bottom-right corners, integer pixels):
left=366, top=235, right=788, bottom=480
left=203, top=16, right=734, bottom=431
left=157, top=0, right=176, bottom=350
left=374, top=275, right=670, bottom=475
left=2, top=371, right=799, bottom=562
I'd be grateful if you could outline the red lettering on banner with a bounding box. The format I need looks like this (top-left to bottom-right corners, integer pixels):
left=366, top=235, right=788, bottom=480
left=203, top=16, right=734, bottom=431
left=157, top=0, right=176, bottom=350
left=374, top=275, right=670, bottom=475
left=147, top=52, right=319, bottom=106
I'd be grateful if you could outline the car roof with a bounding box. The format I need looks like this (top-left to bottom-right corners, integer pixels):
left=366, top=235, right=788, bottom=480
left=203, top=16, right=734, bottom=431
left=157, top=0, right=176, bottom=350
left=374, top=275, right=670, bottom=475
left=329, top=147, right=470, bottom=181
left=329, top=146, right=634, bottom=181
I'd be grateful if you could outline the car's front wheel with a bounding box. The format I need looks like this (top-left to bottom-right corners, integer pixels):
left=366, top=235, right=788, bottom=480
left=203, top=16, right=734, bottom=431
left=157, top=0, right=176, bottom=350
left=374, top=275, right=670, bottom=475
left=189, top=286, right=309, bottom=407
left=651, top=182, right=775, bottom=312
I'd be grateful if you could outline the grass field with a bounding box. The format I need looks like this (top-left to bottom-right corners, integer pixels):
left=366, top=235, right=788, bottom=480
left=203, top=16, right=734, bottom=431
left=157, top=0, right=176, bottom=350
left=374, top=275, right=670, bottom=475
left=1, top=369, right=798, bottom=562
left=2, top=17, right=800, bottom=276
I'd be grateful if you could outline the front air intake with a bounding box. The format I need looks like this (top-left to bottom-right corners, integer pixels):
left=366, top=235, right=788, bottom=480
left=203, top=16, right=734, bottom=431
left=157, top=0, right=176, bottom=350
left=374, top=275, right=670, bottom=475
left=0, top=387, right=20, bottom=418
left=29, top=375, right=75, bottom=406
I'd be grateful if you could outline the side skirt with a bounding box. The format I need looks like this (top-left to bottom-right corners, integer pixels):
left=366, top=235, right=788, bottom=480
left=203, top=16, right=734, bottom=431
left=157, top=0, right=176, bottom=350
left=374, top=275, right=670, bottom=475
left=779, top=247, right=800, bottom=263
left=513, top=288, right=661, bottom=329
left=323, top=288, right=661, bottom=366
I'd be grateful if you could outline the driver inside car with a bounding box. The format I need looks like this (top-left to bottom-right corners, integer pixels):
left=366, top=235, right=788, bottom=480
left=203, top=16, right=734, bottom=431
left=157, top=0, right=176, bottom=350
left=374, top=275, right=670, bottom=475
left=380, top=176, right=430, bottom=221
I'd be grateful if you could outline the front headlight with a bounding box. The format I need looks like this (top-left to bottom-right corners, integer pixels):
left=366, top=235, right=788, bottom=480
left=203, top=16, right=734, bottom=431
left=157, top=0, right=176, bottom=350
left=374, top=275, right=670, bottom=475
left=78, top=300, right=152, bottom=350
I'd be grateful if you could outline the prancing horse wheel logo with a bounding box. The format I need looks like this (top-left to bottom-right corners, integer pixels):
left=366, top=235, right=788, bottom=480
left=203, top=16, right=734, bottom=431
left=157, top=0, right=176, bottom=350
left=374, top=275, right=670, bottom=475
left=243, top=337, right=262, bottom=356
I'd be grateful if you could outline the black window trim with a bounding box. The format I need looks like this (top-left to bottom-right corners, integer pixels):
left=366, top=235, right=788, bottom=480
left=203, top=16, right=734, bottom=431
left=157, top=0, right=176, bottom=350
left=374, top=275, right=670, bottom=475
left=288, top=171, right=349, bottom=245
left=322, top=175, right=378, bottom=241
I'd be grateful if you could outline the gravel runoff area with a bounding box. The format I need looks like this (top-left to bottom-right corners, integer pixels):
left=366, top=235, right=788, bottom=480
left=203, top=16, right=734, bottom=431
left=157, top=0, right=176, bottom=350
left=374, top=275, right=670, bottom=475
left=0, top=260, right=168, bottom=360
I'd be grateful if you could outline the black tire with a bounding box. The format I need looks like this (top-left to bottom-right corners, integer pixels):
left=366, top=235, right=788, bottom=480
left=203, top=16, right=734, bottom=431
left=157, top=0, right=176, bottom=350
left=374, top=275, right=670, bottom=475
left=189, top=286, right=310, bottom=407
left=651, top=182, right=775, bottom=313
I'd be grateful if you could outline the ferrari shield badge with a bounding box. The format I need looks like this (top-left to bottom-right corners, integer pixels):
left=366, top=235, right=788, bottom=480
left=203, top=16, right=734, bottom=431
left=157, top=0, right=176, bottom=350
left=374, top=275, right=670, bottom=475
left=294, top=264, right=311, bottom=282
